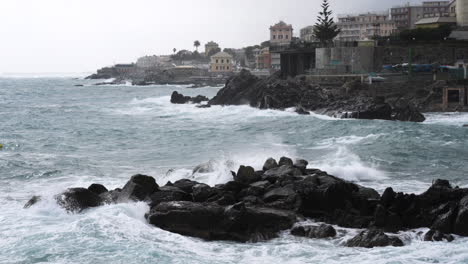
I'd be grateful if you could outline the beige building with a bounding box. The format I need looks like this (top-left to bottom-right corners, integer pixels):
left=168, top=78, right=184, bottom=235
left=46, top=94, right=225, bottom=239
left=458, top=0, right=468, bottom=26
left=210, top=52, right=234, bottom=73
left=270, top=21, right=293, bottom=45
left=205, top=41, right=220, bottom=56
left=337, top=13, right=396, bottom=41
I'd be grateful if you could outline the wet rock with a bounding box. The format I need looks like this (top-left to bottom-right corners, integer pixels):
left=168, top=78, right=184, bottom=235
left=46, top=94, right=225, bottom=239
left=291, top=224, right=337, bottom=239
left=235, top=166, right=260, bottom=184
left=192, top=161, right=215, bottom=174
left=278, top=157, right=294, bottom=167
left=295, top=106, right=310, bottom=115
left=263, top=158, right=278, bottom=171
left=173, top=179, right=200, bottom=194
left=345, top=229, right=404, bottom=248
left=170, top=91, right=208, bottom=104
left=196, top=104, right=211, bottom=108
left=454, top=195, right=468, bottom=236
left=192, top=184, right=217, bottom=202
left=263, top=165, right=303, bottom=183
left=24, top=196, right=41, bottom=209
left=293, top=159, right=309, bottom=173
left=55, top=188, right=102, bottom=212
left=119, top=174, right=159, bottom=202
left=149, top=186, right=191, bottom=207
left=147, top=201, right=297, bottom=242
left=88, top=184, right=108, bottom=195
left=424, top=229, right=455, bottom=242
left=263, top=187, right=296, bottom=203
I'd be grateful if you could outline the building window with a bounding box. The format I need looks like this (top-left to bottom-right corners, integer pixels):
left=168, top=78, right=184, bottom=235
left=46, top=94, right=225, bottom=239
left=285, top=35, right=289, bottom=39
left=227, top=66, right=230, bottom=70
left=216, top=66, right=218, bottom=70
left=273, top=35, right=276, bottom=39
left=221, top=59, right=224, bottom=63
left=227, top=59, right=229, bottom=63
left=216, top=59, right=218, bottom=63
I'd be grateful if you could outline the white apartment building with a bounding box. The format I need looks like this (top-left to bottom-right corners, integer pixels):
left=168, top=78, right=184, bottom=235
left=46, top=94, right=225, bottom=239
left=337, top=13, right=397, bottom=41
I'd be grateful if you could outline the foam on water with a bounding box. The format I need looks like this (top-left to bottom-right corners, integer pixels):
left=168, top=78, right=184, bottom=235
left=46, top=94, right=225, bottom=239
left=1, top=79, right=468, bottom=263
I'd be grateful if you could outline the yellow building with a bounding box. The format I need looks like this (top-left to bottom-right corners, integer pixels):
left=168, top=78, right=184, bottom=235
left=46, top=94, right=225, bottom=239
left=210, top=52, right=234, bottom=73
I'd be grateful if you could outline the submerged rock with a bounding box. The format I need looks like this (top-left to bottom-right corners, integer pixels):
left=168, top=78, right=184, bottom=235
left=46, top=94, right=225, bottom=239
left=170, top=91, right=209, bottom=104
left=345, top=229, right=404, bottom=248
left=55, top=188, right=102, bottom=212
left=118, top=174, right=159, bottom=202
left=291, top=224, right=337, bottom=239
left=424, top=229, right=455, bottom=242
left=24, top=196, right=41, bottom=209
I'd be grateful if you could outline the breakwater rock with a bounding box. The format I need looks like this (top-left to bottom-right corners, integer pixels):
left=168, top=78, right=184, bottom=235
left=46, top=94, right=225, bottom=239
left=208, top=70, right=425, bottom=122
left=26, top=157, right=468, bottom=247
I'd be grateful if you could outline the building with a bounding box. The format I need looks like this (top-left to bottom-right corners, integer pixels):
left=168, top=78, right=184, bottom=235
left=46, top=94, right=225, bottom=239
left=337, top=13, right=396, bottom=41
left=270, top=21, right=293, bottom=70
left=270, top=21, right=294, bottom=45
left=300, top=26, right=317, bottom=42
left=210, top=52, right=234, bottom=73
left=458, top=0, right=468, bottom=26
left=205, top=41, right=220, bottom=56
left=136, top=55, right=172, bottom=68
left=391, top=5, right=425, bottom=30
left=256, top=47, right=271, bottom=69
left=415, top=16, right=457, bottom=28
left=422, top=1, right=451, bottom=17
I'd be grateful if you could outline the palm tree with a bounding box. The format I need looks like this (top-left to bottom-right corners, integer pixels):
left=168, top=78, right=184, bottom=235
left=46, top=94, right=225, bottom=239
left=173, top=48, right=177, bottom=54
left=194, top=40, right=201, bottom=51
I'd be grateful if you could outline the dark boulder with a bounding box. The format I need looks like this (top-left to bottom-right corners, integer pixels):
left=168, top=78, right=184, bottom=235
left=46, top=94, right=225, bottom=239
left=293, top=159, right=309, bottom=172
left=235, top=166, right=260, bottom=184
left=147, top=201, right=297, bottom=242
left=119, top=174, right=159, bottom=202
left=295, top=106, right=310, bottom=115
left=88, top=184, right=108, bottom=195
left=345, top=229, right=404, bottom=248
left=170, top=91, right=208, bottom=104
left=424, top=229, right=455, bottom=242
left=278, top=157, right=294, bottom=167
left=263, top=165, right=303, bottom=183
left=454, top=195, right=468, bottom=236
left=149, top=186, right=191, bottom=207
left=263, top=187, right=296, bottom=203
left=173, top=179, right=200, bottom=194
left=192, top=184, right=218, bottom=202
left=55, top=188, right=102, bottom=212
left=263, top=158, right=278, bottom=171
left=291, top=224, right=337, bottom=239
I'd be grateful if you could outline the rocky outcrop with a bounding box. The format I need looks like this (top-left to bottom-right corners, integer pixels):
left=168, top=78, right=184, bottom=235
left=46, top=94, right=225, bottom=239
left=208, top=70, right=425, bottom=122
left=345, top=229, right=404, bottom=248
left=32, top=156, right=468, bottom=245
left=170, top=91, right=209, bottom=104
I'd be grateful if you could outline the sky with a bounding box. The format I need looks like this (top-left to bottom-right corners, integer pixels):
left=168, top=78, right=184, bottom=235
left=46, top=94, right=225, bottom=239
left=0, top=0, right=424, bottom=74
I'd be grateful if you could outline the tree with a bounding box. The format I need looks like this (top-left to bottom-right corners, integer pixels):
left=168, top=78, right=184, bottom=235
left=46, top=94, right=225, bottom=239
left=206, top=47, right=221, bottom=58
left=194, top=40, right=201, bottom=51
left=173, top=48, right=177, bottom=54
left=313, top=0, right=340, bottom=45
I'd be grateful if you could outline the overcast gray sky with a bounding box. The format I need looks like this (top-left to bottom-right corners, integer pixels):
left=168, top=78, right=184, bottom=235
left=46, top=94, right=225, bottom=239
left=1, top=0, right=423, bottom=74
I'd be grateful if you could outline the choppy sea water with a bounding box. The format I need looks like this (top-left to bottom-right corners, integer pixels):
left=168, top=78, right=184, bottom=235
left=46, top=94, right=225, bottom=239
left=0, top=77, right=467, bottom=264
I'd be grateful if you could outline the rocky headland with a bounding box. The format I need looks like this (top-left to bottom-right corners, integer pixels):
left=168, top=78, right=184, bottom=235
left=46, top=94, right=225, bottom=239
left=26, top=157, right=468, bottom=247
left=169, top=70, right=457, bottom=122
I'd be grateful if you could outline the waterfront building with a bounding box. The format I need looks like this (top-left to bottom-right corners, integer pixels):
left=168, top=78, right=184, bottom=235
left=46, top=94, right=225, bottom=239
left=205, top=41, right=220, bottom=56
left=391, top=5, right=424, bottom=30
left=336, top=13, right=396, bottom=41
left=270, top=21, right=293, bottom=70
left=458, top=0, right=468, bottom=26
left=415, top=16, right=457, bottom=28
left=300, top=26, right=317, bottom=42
left=422, top=1, right=452, bottom=17
left=255, top=47, right=271, bottom=69
left=136, top=55, right=172, bottom=68
left=210, top=52, right=234, bottom=73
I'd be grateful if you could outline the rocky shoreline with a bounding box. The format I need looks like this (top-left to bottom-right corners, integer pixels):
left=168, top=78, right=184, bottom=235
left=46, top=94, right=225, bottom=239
left=25, top=157, right=468, bottom=247
left=170, top=70, right=436, bottom=122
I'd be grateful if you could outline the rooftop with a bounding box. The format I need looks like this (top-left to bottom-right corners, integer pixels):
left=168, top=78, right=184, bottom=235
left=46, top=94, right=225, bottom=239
left=415, top=16, right=457, bottom=25
left=211, top=51, right=233, bottom=58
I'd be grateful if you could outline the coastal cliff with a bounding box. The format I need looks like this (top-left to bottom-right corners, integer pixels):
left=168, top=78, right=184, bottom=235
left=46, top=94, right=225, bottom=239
left=209, top=70, right=427, bottom=122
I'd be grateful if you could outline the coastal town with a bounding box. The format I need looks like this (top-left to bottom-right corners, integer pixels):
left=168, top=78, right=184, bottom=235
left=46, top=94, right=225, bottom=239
left=88, top=0, right=468, bottom=113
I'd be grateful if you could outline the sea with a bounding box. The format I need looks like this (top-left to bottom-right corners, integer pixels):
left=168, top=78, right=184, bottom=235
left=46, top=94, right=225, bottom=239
left=0, top=77, right=467, bottom=264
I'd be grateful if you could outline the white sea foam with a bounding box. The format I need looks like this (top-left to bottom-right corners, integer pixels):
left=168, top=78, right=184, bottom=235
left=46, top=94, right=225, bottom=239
left=424, top=112, right=468, bottom=126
